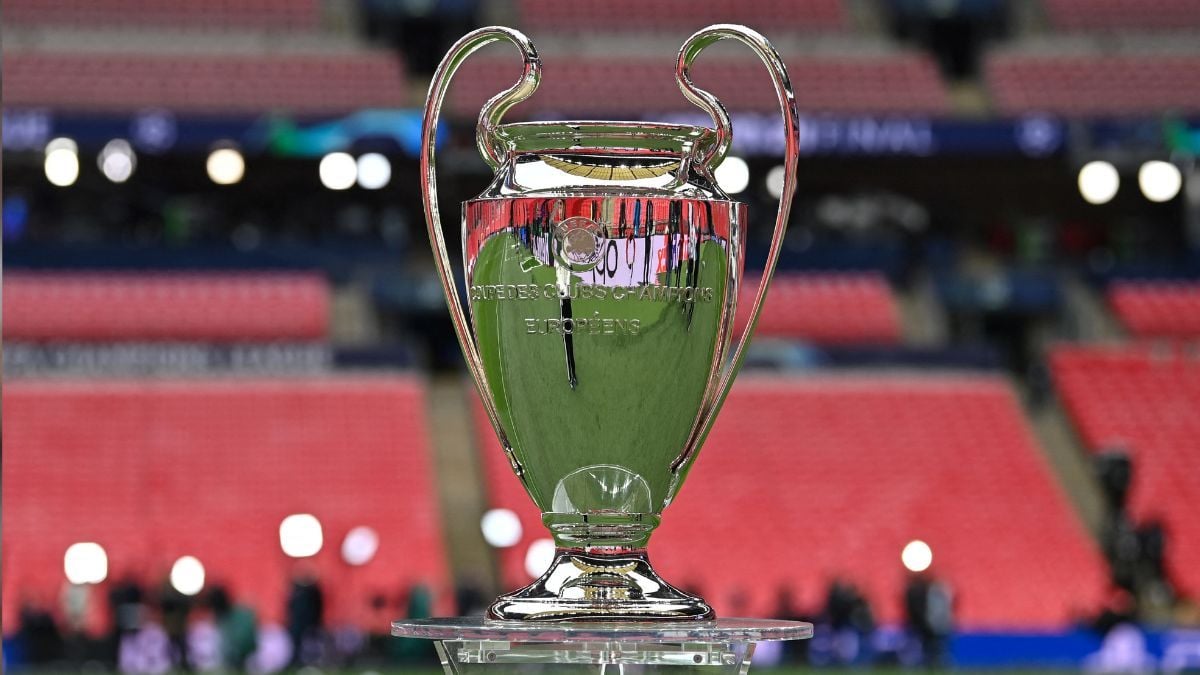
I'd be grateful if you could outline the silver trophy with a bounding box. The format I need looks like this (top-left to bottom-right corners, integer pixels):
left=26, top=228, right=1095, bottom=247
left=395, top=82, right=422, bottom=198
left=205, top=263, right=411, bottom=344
left=420, top=24, right=799, bottom=621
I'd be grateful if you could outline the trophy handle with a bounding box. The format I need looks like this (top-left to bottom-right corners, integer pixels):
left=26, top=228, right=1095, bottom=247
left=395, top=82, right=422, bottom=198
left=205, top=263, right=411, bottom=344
left=421, top=27, right=541, bottom=460
left=669, top=25, right=800, bottom=477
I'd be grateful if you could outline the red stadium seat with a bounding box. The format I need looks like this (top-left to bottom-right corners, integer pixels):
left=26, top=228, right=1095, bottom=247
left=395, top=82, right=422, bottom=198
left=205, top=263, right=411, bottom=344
left=475, top=375, right=1106, bottom=627
left=1043, top=0, right=1200, bottom=32
left=449, top=54, right=950, bottom=117
left=1108, top=281, right=1200, bottom=339
left=735, top=273, right=901, bottom=343
left=986, top=54, right=1200, bottom=116
left=5, top=0, right=321, bottom=31
left=4, top=52, right=406, bottom=114
left=517, top=0, right=847, bottom=33
left=1052, top=345, right=1200, bottom=599
left=3, top=272, right=330, bottom=342
left=2, top=377, right=450, bottom=630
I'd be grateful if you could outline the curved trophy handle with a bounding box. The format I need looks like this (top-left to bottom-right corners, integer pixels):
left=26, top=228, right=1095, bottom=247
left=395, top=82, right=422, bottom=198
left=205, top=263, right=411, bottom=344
left=670, top=25, right=800, bottom=475
left=421, top=27, right=540, bottom=457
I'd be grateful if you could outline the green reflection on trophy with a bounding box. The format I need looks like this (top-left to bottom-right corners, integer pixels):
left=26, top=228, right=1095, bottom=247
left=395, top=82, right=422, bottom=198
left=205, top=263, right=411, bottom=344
left=421, top=24, right=800, bottom=620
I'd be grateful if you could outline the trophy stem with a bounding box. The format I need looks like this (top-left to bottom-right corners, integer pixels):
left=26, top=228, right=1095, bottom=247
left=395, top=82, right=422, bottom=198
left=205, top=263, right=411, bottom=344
left=488, top=545, right=714, bottom=621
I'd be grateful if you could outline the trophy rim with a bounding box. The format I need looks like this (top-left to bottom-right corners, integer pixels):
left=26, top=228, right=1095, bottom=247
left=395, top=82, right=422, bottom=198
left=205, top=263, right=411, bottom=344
left=495, top=121, right=721, bottom=159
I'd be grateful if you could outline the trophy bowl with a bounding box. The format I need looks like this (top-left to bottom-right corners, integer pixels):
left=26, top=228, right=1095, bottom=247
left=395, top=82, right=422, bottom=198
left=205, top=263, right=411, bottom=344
left=421, top=24, right=799, bottom=621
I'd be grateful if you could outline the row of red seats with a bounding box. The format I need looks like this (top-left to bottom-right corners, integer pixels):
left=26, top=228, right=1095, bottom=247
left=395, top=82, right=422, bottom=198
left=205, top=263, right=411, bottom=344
left=3, top=272, right=330, bottom=342
left=736, top=273, right=901, bottom=344
left=2, top=377, right=450, bottom=631
left=475, top=376, right=1107, bottom=627
left=1043, top=0, right=1200, bottom=31
left=986, top=54, right=1200, bottom=116
left=5, top=0, right=321, bottom=30
left=4, top=52, right=406, bottom=114
left=1052, top=346, right=1200, bottom=599
left=517, top=0, right=845, bottom=32
left=1108, top=281, right=1200, bottom=340
left=449, top=55, right=950, bottom=117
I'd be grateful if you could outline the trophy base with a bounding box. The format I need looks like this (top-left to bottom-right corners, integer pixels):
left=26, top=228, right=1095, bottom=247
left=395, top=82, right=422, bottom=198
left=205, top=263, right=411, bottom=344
left=487, top=549, right=714, bottom=621
left=392, top=617, right=813, bottom=675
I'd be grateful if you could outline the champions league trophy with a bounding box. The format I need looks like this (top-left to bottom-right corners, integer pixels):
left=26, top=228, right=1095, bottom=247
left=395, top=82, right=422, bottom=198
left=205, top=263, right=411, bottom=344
left=393, top=23, right=811, bottom=674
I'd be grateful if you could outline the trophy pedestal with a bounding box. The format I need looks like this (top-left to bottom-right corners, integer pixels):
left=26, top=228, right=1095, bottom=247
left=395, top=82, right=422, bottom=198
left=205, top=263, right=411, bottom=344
left=392, top=617, right=812, bottom=675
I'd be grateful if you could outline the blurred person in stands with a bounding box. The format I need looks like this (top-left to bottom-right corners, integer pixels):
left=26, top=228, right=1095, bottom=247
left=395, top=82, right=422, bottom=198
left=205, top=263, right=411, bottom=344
left=61, top=579, right=94, bottom=663
left=109, top=576, right=146, bottom=667
left=286, top=565, right=325, bottom=668
left=159, top=581, right=193, bottom=671
left=820, top=578, right=876, bottom=665
left=207, top=585, right=258, bottom=671
left=774, top=585, right=811, bottom=664
left=15, top=597, right=65, bottom=668
left=393, top=583, right=438, bottom=665
left=455, top=578, right=487, bottom=616
left=361, top=593, right=396, bottom=665
left=904, top=572, right=955, bottom=666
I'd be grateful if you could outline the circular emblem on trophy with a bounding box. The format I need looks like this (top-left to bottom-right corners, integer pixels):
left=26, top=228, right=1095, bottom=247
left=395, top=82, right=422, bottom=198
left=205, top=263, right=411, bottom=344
left=553, top=216, right=604, bottom=272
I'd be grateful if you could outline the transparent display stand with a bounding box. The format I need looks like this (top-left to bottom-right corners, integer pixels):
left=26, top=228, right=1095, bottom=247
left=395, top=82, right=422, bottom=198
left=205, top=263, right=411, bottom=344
left=392, top=618, right=813, bottom=675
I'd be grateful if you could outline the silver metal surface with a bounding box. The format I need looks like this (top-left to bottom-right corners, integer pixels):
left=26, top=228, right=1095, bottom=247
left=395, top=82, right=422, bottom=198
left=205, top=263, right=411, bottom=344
left=421, top=24, right=800, bottom=622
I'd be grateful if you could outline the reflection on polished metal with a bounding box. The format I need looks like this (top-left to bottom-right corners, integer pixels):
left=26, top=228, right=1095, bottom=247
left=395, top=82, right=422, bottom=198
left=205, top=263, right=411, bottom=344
left=421, top=24, right=800, bottom=621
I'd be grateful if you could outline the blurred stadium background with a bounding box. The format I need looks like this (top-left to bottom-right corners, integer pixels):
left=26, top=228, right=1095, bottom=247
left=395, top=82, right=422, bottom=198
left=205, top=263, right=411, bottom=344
left=3, top=0, right=1200, bottom=672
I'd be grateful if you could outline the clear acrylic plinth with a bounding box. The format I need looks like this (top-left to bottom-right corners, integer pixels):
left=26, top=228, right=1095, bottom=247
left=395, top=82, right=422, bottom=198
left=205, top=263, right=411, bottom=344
left=392, top=617, right=812, bottom=675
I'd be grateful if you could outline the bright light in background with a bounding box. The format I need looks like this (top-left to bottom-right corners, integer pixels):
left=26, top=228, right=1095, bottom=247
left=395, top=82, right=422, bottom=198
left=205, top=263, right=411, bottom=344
left=207, top=146, right=245, bottom=185
left=356, top=153, right=391, bottom=190
left=279, top=513, right=324, bottom=558
left=63, top=542, right=108, bottom=585
left=1138, top=160, right=1183, bottom=203
left=1078, top=160, right=1119, bottom=205
left=765, top=164, right=787, bottom=200
left=44, top=137, right=80, bottom=187
left=524, top=538, right=556, bottom=579
left=480, top=508, right=523, bottom=548
left=341, top=526, right=380, bottom=566
left=901, top=539, right=933, bottom=573
left=319, top=152, right=357, bottom=190
left=715, top=156, right=750, bottom=194
left=170, top=556, right=206, bottom=596
left=98, top=139, right=136, bottom=183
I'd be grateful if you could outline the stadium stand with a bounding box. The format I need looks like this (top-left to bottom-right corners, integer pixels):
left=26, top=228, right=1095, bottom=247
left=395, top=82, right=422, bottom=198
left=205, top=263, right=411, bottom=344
left=517, top=0, right=846, bottom=33
left=986, top=54, right=1200, bottom=116
left=449, top=54, right=950, bottom=117
left=3, top=272, right=330, bottom=342
left=4, top=0, right=322, bottom=30
left=736, top=273, right=902, bottom=344
left=2, top=377, right=450, bottom=629
left=476, top=376, right=1107, bottom=627
left=1042, top=0, right=1200, bottom=32
left=1052, top=345, right=1200, bottom=599
left=1108, top=281, right=1200, bottom=339
left=3, top=52, right=407, bottom=114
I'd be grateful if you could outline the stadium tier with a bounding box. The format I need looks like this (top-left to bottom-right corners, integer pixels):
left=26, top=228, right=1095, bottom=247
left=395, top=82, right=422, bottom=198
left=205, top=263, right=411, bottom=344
left=735, top=273, right=901, bottom=344
left=4, top=52, right=406, bottom=114
left=476, top=376, right=1107, bottom=627
left=2, top=377, right=449, bottom=630
left=449, top=54, right=950, bottom=117
left=1108, top=281, right=1200, bottom=340
left=986, top=54, right=1200, bottom=116
left=517, top=0, right=846, bottom=32
left=4, top=0, right=321, bottom=30
left=1052, top=346, right=1200, bottom=599
left=1042, top=0, right=1200, bottom=32
left=3, top=272, right=330, bottom=342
